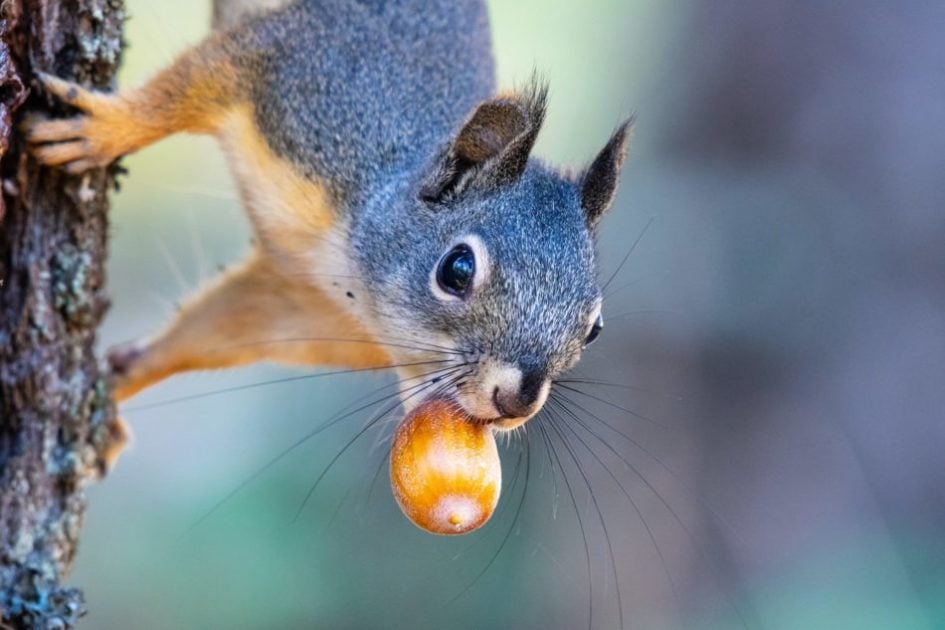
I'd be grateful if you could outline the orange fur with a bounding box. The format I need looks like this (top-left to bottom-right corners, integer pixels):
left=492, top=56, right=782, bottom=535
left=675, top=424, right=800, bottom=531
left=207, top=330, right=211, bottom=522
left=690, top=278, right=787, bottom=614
left=24, top=32, right=392, bottom=404
left=98, top=417, right=132, bottom=475
left=219, top=106, right=338, bottom=272
left=111, top=254, right=391, bottom=402
left=26, top=33, right=242, bottom=172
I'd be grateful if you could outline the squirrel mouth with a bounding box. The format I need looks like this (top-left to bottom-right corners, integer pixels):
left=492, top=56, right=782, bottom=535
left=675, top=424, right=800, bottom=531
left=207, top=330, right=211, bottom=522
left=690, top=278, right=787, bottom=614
left=451, top=413, right=529, bottom=432
left=405, top=389, right=535, bottom=432
left=477, top=395, right=531, bottom=431
left=487, top=388, right=534, bottom=431
left=488, top=416, right=530, bottom=431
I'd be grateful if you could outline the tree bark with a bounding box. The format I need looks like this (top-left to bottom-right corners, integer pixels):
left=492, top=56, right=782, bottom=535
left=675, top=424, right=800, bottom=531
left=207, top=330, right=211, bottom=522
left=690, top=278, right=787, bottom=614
left=0, top=1, right=124, bottom=628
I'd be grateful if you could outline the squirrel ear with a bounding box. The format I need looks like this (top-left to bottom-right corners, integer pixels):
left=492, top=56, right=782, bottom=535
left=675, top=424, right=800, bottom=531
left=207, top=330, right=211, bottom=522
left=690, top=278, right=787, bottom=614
left=581, top=119, right=633, bottom=227
left=420, top=81, right=548, bottom=204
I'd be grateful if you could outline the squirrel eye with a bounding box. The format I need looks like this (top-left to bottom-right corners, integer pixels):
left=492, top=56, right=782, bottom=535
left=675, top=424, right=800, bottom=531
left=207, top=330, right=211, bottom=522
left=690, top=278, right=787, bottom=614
left=585, top=313, right=603, bottom=345
left=436, top=244, right=476, bottom=298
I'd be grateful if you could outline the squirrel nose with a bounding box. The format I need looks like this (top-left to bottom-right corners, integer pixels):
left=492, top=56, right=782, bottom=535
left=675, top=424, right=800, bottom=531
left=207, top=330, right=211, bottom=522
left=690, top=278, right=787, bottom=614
left=492, top=365, right=546, bottom=419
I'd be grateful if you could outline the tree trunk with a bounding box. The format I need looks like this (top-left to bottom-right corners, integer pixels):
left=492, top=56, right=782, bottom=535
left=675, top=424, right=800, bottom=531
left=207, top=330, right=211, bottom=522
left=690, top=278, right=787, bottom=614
left=0, top=1, right=124, bottom=628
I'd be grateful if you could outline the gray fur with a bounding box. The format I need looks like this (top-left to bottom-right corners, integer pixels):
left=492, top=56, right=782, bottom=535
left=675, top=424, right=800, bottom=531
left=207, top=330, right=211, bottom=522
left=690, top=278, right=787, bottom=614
left=218, top=0, right=627, bottom=404
left=212, top=0, right=291, bottom=30
left=224, top=0, right=494, bottom=205
left=353, top=159, right=601, bottom=382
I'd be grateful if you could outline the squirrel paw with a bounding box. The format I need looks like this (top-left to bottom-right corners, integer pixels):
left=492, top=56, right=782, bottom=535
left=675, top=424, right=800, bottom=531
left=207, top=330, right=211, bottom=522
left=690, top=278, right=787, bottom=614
left=96, top=416, right=132, bottom=477
left=24, top=73, right=137, bottom=173
left=108, top=340, right=150, bottom=402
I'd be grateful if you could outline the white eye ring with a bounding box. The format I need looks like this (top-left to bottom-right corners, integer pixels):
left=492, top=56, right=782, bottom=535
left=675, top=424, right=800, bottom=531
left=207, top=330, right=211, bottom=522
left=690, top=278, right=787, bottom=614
left=586, top=313, right=604, bottom=345
left=585, top=299, right=603, bottom=344
left=429, top=233, right=491, bottom=302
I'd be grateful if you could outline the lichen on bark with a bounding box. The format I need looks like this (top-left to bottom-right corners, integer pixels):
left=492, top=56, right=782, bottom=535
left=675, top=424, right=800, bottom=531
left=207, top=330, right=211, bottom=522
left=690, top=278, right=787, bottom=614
left=0, top=1, right=125, bottom=628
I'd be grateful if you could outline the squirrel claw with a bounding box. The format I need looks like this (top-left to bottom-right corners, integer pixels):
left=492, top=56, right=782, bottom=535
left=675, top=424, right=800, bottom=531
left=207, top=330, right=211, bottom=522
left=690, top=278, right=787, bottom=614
left=25, top=72, right=132, bottom=172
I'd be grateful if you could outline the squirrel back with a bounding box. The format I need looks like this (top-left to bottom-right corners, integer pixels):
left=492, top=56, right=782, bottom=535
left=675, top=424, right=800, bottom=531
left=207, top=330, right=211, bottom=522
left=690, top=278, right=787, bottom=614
left=222, top=0, right=495, bottom=205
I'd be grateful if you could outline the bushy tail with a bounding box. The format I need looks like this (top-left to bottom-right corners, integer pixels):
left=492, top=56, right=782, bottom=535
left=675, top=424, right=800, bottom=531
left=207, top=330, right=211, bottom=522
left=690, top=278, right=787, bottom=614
left=212, top=0, right=290, bottom=30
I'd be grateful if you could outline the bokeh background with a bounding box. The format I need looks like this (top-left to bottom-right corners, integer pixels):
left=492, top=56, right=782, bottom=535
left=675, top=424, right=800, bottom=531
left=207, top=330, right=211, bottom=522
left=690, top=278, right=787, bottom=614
left=71, top=1, right=945, bottom=628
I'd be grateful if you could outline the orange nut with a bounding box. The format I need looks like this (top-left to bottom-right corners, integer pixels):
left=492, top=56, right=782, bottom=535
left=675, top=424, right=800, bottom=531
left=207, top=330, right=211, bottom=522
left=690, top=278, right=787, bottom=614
left=390, top=398, right=501, bottom=535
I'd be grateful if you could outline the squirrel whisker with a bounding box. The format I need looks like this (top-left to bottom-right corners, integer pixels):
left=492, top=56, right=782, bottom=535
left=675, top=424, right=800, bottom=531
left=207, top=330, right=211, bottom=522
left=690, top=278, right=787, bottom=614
left=551, top=394, right=750, bottom=628
left=126, top=359, right=455, bottom=413
left=190, top=361, right=469, bottom=532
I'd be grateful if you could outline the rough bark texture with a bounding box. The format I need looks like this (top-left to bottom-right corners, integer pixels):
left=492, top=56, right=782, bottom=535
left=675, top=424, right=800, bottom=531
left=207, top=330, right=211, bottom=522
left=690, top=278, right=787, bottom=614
left=0, top=1, right=124, bottom=628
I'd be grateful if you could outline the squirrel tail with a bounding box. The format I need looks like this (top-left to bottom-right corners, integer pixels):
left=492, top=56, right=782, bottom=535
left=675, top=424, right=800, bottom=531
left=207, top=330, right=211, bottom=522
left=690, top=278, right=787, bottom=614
left=212, top=0, right=290, bottom=30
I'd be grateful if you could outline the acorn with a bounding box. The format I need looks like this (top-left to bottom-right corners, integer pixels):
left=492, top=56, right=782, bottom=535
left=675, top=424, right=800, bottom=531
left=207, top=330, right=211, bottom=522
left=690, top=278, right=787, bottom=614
left=390, top=398, right=501, bottom=535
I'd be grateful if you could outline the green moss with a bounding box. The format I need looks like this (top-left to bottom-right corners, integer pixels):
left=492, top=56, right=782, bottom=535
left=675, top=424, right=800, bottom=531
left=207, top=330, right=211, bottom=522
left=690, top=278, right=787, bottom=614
left=0, top=561, right=85, bottom=629
left=88, top=377, right=110, bottom=427
left=51, top=246, right=94, bottom=329
left=76, top=2, right=125, bottom=69
left=12, top=530, right=35, bottom=562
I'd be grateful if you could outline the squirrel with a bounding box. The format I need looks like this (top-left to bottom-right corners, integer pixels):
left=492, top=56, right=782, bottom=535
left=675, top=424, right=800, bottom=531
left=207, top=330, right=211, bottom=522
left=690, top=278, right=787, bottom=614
left=26, top=0, right=630, bottom=439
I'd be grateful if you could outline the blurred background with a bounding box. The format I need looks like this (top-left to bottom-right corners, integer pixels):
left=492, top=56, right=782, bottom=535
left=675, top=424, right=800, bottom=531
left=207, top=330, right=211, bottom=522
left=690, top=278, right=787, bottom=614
left=71, top=1, right=945, bottom=628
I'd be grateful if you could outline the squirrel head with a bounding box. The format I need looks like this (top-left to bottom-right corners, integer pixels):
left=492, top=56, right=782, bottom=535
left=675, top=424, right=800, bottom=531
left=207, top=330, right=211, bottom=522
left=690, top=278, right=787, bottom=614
left=358, top=81, right=630, bottom=430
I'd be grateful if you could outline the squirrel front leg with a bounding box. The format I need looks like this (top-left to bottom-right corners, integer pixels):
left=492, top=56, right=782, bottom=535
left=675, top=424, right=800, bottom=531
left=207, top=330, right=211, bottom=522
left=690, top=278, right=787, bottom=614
left=25, top=31, right=242, bottom=172
left=110, top=254, right=392, bottom=401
